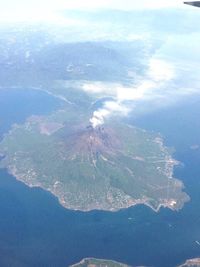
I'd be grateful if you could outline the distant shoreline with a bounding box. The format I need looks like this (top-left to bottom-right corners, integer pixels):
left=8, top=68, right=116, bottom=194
left=70, top=257, right=130, bottom=267
left=6, top=165, right=188, bottom=213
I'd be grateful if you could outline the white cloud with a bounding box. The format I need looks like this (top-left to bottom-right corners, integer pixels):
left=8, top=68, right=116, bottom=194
left=0, top=0, right=183, bottom=23
left=117, top=81, right=155, bottom=102
left=61, top=0, right=182, bottom=10
left=88, top=58, right=176, bottom=127
left=84, top=58, right=175, bottom=100
left=82, top=82, right=116, bottom=95
left=147, top=58, right=175, bottom=82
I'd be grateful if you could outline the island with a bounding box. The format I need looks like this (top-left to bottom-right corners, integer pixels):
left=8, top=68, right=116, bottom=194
left=178, top=258, right=200, bottom=267
left=0, top=104, right=189, bottom=212
left=70, top=257, right=200, bottom=267
left=70, top=258, right=131, bottom=267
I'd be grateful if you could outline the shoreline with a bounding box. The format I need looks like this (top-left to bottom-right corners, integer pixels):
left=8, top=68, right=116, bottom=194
left=70, top=257, right=131, bottom=267
left=5, top=165, right=188, bottom=213
left=0, top=101, right=190, bottom=214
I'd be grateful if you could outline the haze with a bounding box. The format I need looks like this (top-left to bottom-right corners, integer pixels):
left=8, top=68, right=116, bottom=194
left=0, top=0, right=183, bottom=22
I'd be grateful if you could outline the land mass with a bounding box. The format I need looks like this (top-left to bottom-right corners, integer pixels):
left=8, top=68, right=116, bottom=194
left=70, top=258, right=131, bottom=267
left=178, top=258, right=200, bottom=267
left=0, top=106, right=189, bottom=212
left=70, top=257, right=200, bottom=267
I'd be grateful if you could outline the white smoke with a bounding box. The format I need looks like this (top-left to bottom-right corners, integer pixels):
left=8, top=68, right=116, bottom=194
left=88, top=58, right=175, bottom=128
left=90, top=109, right=110, bottom=128
left=90, top=101, right=130, bottom=128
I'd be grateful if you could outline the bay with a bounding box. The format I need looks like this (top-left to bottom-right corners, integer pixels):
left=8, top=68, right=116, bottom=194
left=0, top=89, right=200, bottom=267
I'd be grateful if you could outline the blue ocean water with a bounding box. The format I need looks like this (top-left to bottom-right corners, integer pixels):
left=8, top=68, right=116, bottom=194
left=0, top=88, right=62, bottom=138
left=0, top=89, right=200, bottom=267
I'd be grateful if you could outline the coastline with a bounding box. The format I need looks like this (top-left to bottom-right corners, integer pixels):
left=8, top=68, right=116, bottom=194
left=0, top=111, right=189, bottom=213
left=69, top=257, right=131, bottom=267
left=178, top=258, right=200, bottom=267
left=6, top=163, right=189, bottom=213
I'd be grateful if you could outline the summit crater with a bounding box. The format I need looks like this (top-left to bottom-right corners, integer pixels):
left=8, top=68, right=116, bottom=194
left=0, top=110, right=189, bottom=212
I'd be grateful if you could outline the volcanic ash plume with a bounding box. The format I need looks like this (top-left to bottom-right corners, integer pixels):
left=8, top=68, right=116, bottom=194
left=90, top=101, right=130, bottom=128
left=86, top=58, right=176, bottom=129
left=89, top=109, right=110, bottom=128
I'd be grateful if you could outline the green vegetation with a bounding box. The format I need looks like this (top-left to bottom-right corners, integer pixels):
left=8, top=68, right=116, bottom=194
left=0, top=104, right=189, bottom=212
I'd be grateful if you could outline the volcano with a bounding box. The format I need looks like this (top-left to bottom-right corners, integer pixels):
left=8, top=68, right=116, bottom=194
left=0, top=115, right=189, bottom=212
left=64, top=125, right=121, bottom=161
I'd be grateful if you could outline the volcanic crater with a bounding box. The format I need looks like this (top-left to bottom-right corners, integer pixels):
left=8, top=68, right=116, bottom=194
left=62, top=124, right=122, bottom=159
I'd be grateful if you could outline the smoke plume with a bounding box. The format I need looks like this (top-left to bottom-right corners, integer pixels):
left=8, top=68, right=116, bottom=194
left=90, top=101, right=130, bottom=128
left=88, top=58, right=175, bottom=128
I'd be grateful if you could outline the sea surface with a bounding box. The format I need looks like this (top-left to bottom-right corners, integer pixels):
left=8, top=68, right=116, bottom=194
left=0, top=88, right=200, bottom=267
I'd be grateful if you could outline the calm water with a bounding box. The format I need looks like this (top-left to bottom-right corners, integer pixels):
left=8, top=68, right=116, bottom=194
left=0, top=89, right=200, bottom=267
left=0, top=88, right=62, bottom=138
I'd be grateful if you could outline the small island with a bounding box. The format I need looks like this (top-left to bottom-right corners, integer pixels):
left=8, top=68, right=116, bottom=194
left=178, top=258, right=200, bottom=267
left=70, top=257, right=200, bottom=267
left=0, top=106, right=189, bottom=212
left=70, top=258, right=131, bottom=267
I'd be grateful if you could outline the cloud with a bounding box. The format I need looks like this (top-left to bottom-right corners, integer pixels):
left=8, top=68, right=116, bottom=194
left=0, top=0, right=183, bottom=23
left=84, top=58, right=175, bottom=100
left=147, top=58, right=175, bottom=82
left=61, top=0, right=182, bottom=10
left=89, top=58, right=175, bottom=127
